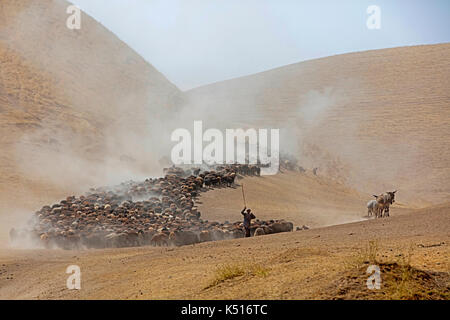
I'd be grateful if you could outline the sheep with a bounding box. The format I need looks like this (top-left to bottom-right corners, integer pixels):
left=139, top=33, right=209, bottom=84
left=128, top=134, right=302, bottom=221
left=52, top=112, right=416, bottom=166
left=15, top=163, right=295, bottom=250
left=150, top=232, right=169, bottom=246
left=169, top=230, right=199, bottom=246
left=270, top=220, right=294, bottom=233
left=199, top=230, right=212, bottom=242
left=254, top=227, right=265, bottom=236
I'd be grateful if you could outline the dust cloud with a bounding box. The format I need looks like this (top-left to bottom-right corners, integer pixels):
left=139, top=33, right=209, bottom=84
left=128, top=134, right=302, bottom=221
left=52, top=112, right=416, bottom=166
left=0, top=1, right=431, bottom=247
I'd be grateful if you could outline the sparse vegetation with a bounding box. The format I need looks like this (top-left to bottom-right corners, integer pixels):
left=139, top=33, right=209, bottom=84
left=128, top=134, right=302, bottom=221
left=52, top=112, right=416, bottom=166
left=205, top=262, right=270, bottom=289
left=330, top=241, right=450, bottom=300
left=384, top=249, right=449, bottom=300
left=345, top=240, right=380, bottom=270
left=364, top=240, right=380, bottom=265
left=387, top=247, right=415, bottom=299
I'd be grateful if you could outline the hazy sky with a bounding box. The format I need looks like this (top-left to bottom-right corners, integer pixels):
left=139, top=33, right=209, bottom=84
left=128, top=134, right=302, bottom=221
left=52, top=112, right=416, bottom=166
left=70, top=0, right=450, bottom=90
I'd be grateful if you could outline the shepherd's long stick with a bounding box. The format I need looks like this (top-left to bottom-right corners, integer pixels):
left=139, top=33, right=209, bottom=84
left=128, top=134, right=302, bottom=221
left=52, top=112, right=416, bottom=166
left=241, top=183, right=247, bottom=207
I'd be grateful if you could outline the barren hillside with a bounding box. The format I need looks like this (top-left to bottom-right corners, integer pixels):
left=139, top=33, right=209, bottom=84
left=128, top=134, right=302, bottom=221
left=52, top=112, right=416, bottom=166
left=0, top=0, right=181, bottom=214
left=1, top=1, right=448, bottom=214
left=186, top=44, right=450, bottom=205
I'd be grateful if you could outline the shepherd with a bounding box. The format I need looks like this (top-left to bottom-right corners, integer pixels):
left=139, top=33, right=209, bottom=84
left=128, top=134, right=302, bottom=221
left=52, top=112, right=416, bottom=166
left=241, top=184, right=255, bottom=237
left=241, top=207, right=256, bottom=238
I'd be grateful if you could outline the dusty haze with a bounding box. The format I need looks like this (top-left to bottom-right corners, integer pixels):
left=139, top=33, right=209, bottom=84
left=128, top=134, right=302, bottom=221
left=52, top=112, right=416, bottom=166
left=1, top=0, right=449, bottom=246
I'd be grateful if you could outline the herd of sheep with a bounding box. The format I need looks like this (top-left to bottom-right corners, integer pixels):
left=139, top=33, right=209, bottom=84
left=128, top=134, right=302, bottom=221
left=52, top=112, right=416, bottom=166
left=8, top=154, right=395, bottom=250
left=9, top=164, right=293, bottom=250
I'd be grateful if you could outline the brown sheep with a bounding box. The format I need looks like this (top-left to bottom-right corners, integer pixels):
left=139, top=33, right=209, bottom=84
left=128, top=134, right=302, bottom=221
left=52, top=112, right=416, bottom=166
left=270, top=221, right=293, bottom=233
left=169, top=230, right=199, bottom=246
left=199, top=230, right=212, bottom=242
left=151, top=233, right=169, bottom=246
left=254, top=227, right=265, bottom=236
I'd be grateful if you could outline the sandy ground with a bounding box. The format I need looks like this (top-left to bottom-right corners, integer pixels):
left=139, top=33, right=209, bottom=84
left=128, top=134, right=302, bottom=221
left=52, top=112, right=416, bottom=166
left=0, top=175, right=448, bottom=300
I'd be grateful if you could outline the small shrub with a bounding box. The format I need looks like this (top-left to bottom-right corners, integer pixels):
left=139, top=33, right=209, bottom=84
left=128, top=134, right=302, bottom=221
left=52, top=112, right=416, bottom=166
left=205, top=262, right=270, bottom=289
